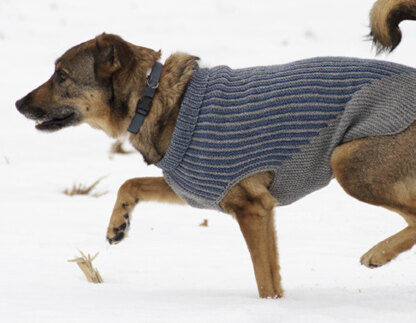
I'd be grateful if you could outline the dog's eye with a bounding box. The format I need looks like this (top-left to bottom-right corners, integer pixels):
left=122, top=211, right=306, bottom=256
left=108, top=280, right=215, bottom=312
left=55, top=70, right=67, bottom=84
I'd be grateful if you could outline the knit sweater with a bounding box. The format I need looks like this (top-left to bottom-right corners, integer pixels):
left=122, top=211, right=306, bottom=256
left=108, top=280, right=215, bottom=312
left=155, top=57, right=416, bottom=211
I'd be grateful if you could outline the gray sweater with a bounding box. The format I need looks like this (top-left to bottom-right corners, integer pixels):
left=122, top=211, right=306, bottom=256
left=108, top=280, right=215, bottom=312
left=155, top=57, right=416, bottom=211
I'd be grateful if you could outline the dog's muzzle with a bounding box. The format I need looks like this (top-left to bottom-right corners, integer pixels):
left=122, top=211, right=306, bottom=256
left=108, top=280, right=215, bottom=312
left=15, top=95, right=81, bottom=132
left=15, top=95, right=47, bottom=120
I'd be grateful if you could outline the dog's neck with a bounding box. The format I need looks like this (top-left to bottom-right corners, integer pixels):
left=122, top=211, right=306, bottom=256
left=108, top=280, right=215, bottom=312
left=128, top=53, right=199, bottom=165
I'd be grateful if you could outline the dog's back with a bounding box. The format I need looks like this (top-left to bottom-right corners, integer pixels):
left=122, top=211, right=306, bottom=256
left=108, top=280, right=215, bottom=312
left=157, top=57, right=416, bottom=210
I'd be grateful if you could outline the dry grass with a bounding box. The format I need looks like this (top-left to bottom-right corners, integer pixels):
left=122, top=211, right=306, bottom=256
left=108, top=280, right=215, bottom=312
left=110, top=139, right=134, bottom=155
left=63, top=177, right=108, bottom=197
left=68, top=250, right=103, bottom=283
left=199, top=219, right=208, bottom=227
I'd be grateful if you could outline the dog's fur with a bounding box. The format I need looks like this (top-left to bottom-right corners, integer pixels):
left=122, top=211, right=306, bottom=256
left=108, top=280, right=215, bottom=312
left=15, top=16, right=416, bottom=298
left=370, top=0, right=416, bottom=52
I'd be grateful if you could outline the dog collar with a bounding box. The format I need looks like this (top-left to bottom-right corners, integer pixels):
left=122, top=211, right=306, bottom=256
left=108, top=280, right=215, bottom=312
left=128, top=61, right=163, bottom=134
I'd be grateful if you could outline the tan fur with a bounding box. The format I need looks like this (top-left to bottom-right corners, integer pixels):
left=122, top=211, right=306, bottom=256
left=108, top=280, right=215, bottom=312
left=106, top=170, right=282, bottom=298
left=220, top=171, right=283, bottom=298
left=331, top=121, right=416, bottom=268
left=16, top=30, right=416, bottom=299
left=370, top=0, right=416, bottom=52
left=107, top=177, right=185, bottom=238
left=129, top=53, right=199, bottom=164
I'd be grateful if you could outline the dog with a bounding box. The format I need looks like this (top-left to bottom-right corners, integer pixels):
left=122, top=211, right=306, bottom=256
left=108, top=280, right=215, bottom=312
left=370, top=0, right=416, bottom=52
left=15, top=2, right=416, bottom=298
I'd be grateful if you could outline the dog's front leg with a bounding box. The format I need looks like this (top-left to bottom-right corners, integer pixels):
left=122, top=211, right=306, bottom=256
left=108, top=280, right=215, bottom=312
left=236, top=209, right=282, bottom=299
left=220, top=172, right=283, bottom=299
left=106, top=177, right=185, bottom=244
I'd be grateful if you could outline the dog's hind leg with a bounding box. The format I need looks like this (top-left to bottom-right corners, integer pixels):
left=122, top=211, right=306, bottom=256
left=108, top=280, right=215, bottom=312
left=331, top=122, right=416, bottom=268
left=359, top=209, right=416, bottom=268
left=220, top=172, right=283, bottom=298
left=106, top=177, right=185, bottom=244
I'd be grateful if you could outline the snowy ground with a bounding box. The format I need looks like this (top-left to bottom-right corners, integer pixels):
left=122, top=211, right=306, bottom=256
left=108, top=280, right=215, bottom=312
left=2, top=0, right=416, bottom=322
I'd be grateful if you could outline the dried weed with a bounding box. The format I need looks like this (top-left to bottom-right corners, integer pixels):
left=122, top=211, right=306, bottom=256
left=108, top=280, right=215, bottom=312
left=63, top=177, right=108, bottom=197
left=199, top=219, right=209, bottom=227
left=110, top=140, right=133, bottom=155
left=68, top=250, right=103, bottom=283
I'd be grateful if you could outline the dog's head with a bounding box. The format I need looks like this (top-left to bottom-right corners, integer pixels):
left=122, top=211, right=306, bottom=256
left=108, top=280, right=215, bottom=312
left=15, top=33, right=160, bottom=137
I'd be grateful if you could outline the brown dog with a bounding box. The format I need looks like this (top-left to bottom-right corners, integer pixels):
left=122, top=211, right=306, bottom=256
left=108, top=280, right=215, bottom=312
left=370, top=0, right=416, bottom=52
left=15, top=15, right=416, bottom=298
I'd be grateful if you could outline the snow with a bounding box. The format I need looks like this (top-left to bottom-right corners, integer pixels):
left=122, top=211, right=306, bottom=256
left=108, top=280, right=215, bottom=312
left=2, top=0, right=416, bottom=322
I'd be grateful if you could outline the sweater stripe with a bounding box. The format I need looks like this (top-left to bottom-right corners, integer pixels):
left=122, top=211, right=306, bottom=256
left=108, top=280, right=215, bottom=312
left=156, top=57, right=416, bottom=210
left=178, top=158, right=284, bottom=180
left=202, top=92, right=356, bottom=110
left=206, top=74, right=385, bottom=96
left=196, top=114, right=339, bottom=132
left=204, top=81, right=372, bottom=102
left=207, top=63, right=401, bottom=82
left=180, top=153, right=292, bottom=173
left=198, top=106, right=346, bottom=122
left=207, top=60, right=406, bottom=83
left=192, top=131, right=319, bottom=147
left=194, top=122, right=329, bottom=138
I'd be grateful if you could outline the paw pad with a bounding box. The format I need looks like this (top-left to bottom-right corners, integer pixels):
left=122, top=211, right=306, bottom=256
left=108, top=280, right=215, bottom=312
left=107, top=213, right=130, bottom=245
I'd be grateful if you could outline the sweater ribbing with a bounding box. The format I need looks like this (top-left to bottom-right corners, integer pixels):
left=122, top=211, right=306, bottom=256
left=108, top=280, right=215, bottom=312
left=156, top=57, right=416, bottom=211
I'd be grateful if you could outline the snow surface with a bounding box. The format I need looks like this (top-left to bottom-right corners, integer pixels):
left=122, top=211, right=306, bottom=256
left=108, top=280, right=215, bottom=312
left=2, top=0, right=416, bottom=322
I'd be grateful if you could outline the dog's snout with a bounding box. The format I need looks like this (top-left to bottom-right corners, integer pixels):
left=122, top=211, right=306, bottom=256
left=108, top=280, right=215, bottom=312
left=15, top=96, right=27, bottom=112
left=15, top=94, right=47, bottom=120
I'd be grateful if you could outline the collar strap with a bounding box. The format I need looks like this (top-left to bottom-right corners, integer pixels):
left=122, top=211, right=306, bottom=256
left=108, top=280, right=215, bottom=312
left=128, top=61, right=163, bottom=134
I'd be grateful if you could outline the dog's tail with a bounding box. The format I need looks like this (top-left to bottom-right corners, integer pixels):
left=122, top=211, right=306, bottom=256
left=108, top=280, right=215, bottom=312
left=370, top=0, right=416, bottom=53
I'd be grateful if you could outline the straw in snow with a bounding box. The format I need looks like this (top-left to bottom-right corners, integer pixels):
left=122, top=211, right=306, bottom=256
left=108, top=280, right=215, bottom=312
left=68, top=250, right=103, bottom=283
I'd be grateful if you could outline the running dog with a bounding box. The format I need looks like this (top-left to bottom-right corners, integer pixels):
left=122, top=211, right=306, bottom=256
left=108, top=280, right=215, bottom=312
left=15, top=2, right=416, bottom=298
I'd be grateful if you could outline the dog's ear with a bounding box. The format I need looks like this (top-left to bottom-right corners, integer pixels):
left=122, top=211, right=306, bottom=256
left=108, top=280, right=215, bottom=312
left=94, top=33, right=133, bottom=79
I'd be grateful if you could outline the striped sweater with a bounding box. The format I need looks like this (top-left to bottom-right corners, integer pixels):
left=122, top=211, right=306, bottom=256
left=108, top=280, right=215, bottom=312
left=155, top=57, right=416, bottom=211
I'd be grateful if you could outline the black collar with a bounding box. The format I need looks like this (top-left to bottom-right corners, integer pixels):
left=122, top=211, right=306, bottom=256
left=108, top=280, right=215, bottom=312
left=128, top=61, right=163, bottom=134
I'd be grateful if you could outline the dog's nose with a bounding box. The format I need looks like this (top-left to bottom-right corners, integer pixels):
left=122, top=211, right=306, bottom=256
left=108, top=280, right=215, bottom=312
left=15, top=97, right=26, bottom=112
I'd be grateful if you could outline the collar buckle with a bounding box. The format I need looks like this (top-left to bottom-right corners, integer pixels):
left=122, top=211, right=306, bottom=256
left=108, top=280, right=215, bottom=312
left=128, top=62, right=163, bottom=134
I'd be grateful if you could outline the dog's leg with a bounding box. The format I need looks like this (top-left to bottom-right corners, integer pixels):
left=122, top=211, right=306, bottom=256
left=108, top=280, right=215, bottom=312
left=360, top=210, right=416, bottom=267
left=106, top=177, right=185, bottom=244
left=331, top=122, right=416, bottom=268
left=221, top=172, right=283, bottom=298
left=236, top=209, right=282, bottom=298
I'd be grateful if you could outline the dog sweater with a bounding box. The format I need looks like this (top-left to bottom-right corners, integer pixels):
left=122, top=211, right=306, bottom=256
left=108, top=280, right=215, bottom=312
left=155, top=57, right=416, bottom=211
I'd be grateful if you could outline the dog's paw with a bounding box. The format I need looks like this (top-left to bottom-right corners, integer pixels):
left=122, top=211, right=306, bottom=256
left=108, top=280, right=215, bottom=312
left=360, top=247, right=391, bottom=268
left=107, top=213, right=130, bottom=245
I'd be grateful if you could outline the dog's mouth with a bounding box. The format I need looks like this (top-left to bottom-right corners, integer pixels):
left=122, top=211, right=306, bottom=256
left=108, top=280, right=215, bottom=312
left=35, top=108, right=81, bottom=132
